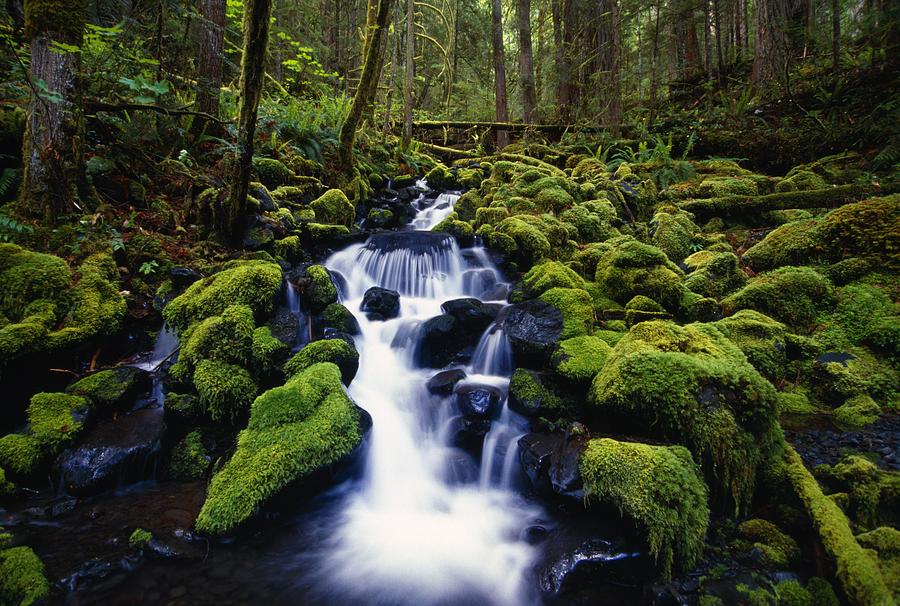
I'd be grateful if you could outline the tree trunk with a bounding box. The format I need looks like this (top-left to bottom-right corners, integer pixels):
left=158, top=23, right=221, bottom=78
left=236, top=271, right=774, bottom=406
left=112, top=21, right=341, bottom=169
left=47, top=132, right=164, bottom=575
left=551, top=0, right=567, bottom=119
left=384, top=23, right=399, bottom=135
left=752, top=0, right=802, bottom=88
left=338, top=0, right=393, bottom=168
left=491, top=0, right=509, bottom=148
left=648, top=0, right=661, bottom=121
left=223, top=0, right=273, bottom=243
left=598, top=0, right=621, bottom=136
left=703, top=0, right=714, bottom=80
left=191, top=0, right=225, bottom=134
left=402, top=0, right=414, bottom=149
left=714, top=0, right=724, bottom=77
left=831, top=0, right=840, bottom=75
left=516, top=0, right=537, bottom=123
left=22, top=0, right=86, bottom=220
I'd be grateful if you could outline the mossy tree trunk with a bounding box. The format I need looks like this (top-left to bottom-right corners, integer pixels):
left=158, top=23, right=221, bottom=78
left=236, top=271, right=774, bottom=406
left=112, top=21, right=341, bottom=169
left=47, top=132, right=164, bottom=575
left=191, top=0, right=226, bottom=136
left=402, top=0, right=414, bottom=150
left=338, top=0, right=393, bottom=170
left=490, top=0, right=509, bottom=148
left=598, top=0, right=621, bottom=137
left=223, top=0, right=272, bottom=243
left=752, top=0, right=802, bottom=88
left=516, top=0, right=536, bottom=124
left=21, top=0, right=87, bottom=221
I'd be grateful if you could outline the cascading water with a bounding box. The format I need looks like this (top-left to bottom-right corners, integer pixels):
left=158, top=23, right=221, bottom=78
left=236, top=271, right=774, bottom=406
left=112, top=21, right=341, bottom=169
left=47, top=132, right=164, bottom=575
left=316, top=192, right=543, bottom=605
left=411, top=191, right=461, bottom=230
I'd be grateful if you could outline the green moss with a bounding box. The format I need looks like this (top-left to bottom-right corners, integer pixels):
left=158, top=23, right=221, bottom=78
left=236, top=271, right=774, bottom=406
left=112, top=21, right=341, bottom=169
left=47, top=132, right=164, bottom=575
left=509, top=368, right=575, bottom=418
left=624, top=295, right=669, bottom=327
left=722, top=266, right=834, bottom=331
left=539, top=288, right=594, bottom=339
left=431, top=216, right=474, bottom=247
left=0, top=546, right=49, bottom=606
left=168, top=431, right=210, bottom=480
left=778, top=390, right=819, bottom=415
left=175, top=304, right=255, bottom=379
left=696, top=176, right=758, bottom=198
left=521, top=261, right=586, bottom=298
left=366, top=208, right=393, bottom=227
left=594, top=239, right=686, bottom=311
left=0, top=467, right=15, bottom=501
left=274, top=235, right=301, bottom=260
left=28, top=392, right=90, bottom=450
left=474, top=205, right=508, bottom=228
left=320, top=303, right=358, bottom=335
left=580, top=438, right=709, bottom=579
left=684, top=251, right=747, bottom=298
left=307, top=223, right=351, bottom=239
left=833, top=394, right=881, bottom=428
left=303, top=265, right=338, bottom=314
left=251, top=326, right=289, bottom=375
left=163, top=261, right=282, bottom=330
left=783, top=446, right=893, bottom=606
left=424, top=164, right=454, bottom=189
left=252, top=157, right=295, bottom=188
left=559, top=200, right=619, bottom=244
left=773, top=580, right=813, bottom=606
left=737, top=518, right=800, bottom=567
left=649, top=210, right=698, bottom=263
left=128, top=528, right=152, bottom=549
left=271, top=182, right=324, bottom=206
left=195, top=363, right=363, bottom=535
left=816, top=455, right=899, bottom=531
left=817, top=195, right=899, bottom=268
left=455, top=190, right=486, bottom=222
left=775, top=169, right=827, bottom=193
left=193, top=360, right=257, bottom=423
left=806, top=577, right=840, bottom=606
left=712, top=310, right=790, bottom=381
left=742, top=219, right=823, bottom=271
left=310, top=189, right=355, bottom=227
left=589, top=321, right=781, bottom=509
left=551, top=336, right=611, bottom=383
left=820, top=283, right=898, bottom=349
left=0, top=434, right=42, bottom=476
left=284, top=339, right=358, bottom=384
left=0, top=245, right=71, bottom=322
left=494, top=217, right=551, bottom=265
left=65, top=367, right=145, bottom=410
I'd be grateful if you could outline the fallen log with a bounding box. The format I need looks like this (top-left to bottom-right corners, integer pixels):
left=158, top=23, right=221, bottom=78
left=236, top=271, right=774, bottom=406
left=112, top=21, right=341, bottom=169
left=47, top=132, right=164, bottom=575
left=417, top=142, right=478, bottom=161
left=413, top=120, right=604, bottom=133
left=678, top=182, right=900, bottom=221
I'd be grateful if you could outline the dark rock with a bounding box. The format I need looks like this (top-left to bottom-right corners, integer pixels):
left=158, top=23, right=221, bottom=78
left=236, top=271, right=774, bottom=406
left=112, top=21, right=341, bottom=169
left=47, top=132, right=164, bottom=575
left=361, top=287, right=401, bottom=320
left=440, top=298, right=498, bottom=334
left=540, top=538, right=648, bottom=594
left=523, top=525, right=549, bottom=544
left=366, top=231, right=453, bottom=254
left=416, top=314, right=468, bottom=368
left=169, top=267, right=202, bottom=289
left=447, top=416, right=492, bottom=454
left=816, top=351, right=856, bottom=366
left=502, top=299, right=563, bottom=365
left=455, top=384, right=503, bottom=419
left=426, top=369, right=467, bottom=395
left=53, top=409, right=166, bottom=496
left=519, top=430, right=588, bottom=502
left=508, top=369, right=574, bottom=418
left=66, top=366, right=151, bottom=411
left=249, top=182, right=277, bottom=212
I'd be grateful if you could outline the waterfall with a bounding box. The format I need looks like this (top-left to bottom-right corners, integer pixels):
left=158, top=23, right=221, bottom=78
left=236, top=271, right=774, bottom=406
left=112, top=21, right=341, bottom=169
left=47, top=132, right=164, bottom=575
left=283, top=277, right=310, bottom=351
left=316, top=190, right=541, bottom=605
left=411, top=192, right=461, bottom=231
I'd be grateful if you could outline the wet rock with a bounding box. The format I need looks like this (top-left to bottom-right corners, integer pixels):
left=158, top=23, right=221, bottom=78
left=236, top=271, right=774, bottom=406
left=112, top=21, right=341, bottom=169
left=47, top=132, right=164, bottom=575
left=169, top=267, right=202, bottom=289
left=519, top=430, right=588, bottom=502
left=816, top=351, right=856, bottom=366
left=440, top=298, right=498, bottom=334
left=66, top=366, right=151, bottom=411
left=361, top=287, right=401, bottom=320
left=366, top=231, right=453, bottom=254
left=416, top=314, right=470, bottom=368
left=502, top=299, right=564, bottom=365
left=540, top=538, right=648, bottom=594
left=426, top=369, right=467, bottom=395
left=54, top=409, right=166, bottom=496
left=447, top=416, right=492, bottom=454
left=455, top=384, right=503, bottom=419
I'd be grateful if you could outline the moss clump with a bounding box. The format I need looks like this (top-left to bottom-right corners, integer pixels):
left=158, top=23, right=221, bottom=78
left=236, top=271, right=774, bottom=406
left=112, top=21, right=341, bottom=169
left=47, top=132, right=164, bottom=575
left=856, top=527, right=900, bottom=596
left=195, top=363, right=363, bottom=535
left=0, top=545, right=49, bottom=606
left=0, top=468, right=15, bottom=501
left=431, top=215, right=474, bottom=247
left=172, top=304, right=255, bottom=380
left=251, top=326, right=289, bottom=375
left=303, top=265, right=338, bottom=314
left=783, top=446, right=893, bottom=606
left=696, top=176, right=758, bottom=198
left=366, top=208, right=393, bottom=227
left=559, top=200, right=619, bottom=244
left=474, top=205, right=508, bottom=228
left=833, top=394, right=881, bottom=428
left=741, top=219, right=823, bottom=271
left=252, top=157, right=295, bottom=188
left=454, top=190, right=485, bottom=222
left=310, top=189, right=355, bottom=227
left=775, top=169, right=827, bottom=192
left=712, top=310, right=791, bottom=381
left=624, top=295, right=669, bottom=327
left=163, top=261, right=282, bottom=330
left=683, top=251, right=747, bottom=298
left=284, top=339, right=358, bottom=385
left=722, top=266, right=834, bottom=331
left=0, top=434, right=43, bottom=477
left=168, top=431, right=210, bottom=480
left=274, top=235, right=301, bottom=260
left=539, top=287, right=595, bottom=339
left=193, top=360, right=258, bottom=422
left=320, top=303, right=359, bottom=335
left=737, top=518, right=800, bottom=568
left=778, top=390, right=819, bottom=415
left=816, top=455, right=898, bottom=531
left=494, top=217, right=551, bottom=266
left=649, top=209, right=699, bottom=264
left=508, top=368, right=576, bottom=418
left=589, top=321, right=781, bottom=509
left=27, top=392, right=90, bottom=451
left=0, top=245, right=71, bottom=322
left=580, top=438, right=709, bottom=579
left=65, top=366, right=147, bottom=410
left=594, top=239, right=686, bottom=312
left=551, top=336, right=611, bottom=383
left=128, top=528, right=152, bottom=549
left=307, top=223, right=350, bottom=239
left=520, top=260, right=586, bottom=298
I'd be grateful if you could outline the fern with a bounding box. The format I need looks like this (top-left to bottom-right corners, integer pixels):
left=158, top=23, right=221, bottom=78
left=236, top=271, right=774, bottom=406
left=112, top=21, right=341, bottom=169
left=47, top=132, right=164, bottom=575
left=0, top=168, right=20, bottom=201
left=0, top=212, right=32, bottom=242
left=873, top=140, right=900, bottom=171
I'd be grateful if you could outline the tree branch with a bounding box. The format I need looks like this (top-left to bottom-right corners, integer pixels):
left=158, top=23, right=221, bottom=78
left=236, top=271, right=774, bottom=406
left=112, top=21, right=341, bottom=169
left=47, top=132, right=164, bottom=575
left=85, top=101, right=231, bottom=124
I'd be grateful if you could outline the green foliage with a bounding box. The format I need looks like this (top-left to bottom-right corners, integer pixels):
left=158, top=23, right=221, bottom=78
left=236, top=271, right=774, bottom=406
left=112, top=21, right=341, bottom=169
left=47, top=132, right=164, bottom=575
left=195, top=363, right=362, bottom=535
left=0, top=545, right=49, bottom=606
left=128, top=528, right=152, bottom=549
left=508, top=368, right=575, bottom=418
left=722, top=266, right=834, bottom=331
left=193, top=359, right=258, bottom=423
left=168, top=431, right=210, bottom=480
left=580, top=438, right=709, bottom=579
left=551, top=336, right=611, bottom=383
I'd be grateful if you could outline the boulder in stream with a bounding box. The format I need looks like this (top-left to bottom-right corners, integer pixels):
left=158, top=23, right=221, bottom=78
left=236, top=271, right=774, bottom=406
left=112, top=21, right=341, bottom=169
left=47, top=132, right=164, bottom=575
left=360, top=287, right=401, bottom=320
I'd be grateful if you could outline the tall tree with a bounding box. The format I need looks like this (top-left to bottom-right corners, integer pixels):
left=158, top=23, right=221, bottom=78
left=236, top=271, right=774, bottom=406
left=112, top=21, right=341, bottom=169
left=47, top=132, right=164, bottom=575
left=752, top=0, right=803, bottom=87
left=384, top=23, right=399, bottom=135
left=223, top=0, right=273, bottom=242
left=598, top=0, right=621, bottom=136
left=338, top=0, right=393, bottom=168
left=491, top=0, right=509, bottom=147
left=192, top=0, right=226, bottom=133
left=402, top=0, right=414, bottom=150
left=516, top=0, right=537, bottom=123
left=831, top=0, right=840, bottom=75
left=21, top=0, right=87, bottom=220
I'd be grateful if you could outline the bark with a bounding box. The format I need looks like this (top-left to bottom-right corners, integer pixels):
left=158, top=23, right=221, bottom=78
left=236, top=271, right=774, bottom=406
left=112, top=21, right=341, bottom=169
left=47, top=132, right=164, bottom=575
left=491, top=0, right=509, bottom=148
left=192, top=0, right=225, bottom=133
left=703, top=0, right=714, bottom=79
left=223, top=0, right=273, bottom=243
left=384, top=23, right=398, bottom=135
left=551, top=0, right=567, bottom=119
left=338, top=0, right=393, bottom=168
left=402, top=0, right=414, bottom=149
left=6, top=0, right=24, bottom=39
left=714, top=0, right=724, bottom=77
left=598, top=0, right=621, bottom=136
left=831, top=0, right=840, bottom=75
left=752, top=0, right=803, bottom=87
left=22, top=0, right=87, bottom=220
left=516, top=0, right=537, bottom=123
left=648, top=0, right=661, bottom=119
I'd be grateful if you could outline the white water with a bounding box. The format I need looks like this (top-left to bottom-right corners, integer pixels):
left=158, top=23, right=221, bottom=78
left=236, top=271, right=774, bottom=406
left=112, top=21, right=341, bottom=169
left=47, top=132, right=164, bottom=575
left=320, top=194, right=542, bottom=605
left=412, top=191, right=461, bottom=230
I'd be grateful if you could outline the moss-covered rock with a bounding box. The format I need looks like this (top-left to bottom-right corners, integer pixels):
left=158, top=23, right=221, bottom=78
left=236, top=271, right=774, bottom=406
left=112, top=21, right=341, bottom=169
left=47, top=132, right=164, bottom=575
left=431, top=215, right=474, bottom=247
left=168, top=431, right=211, bottom=480
left=0, top=244, right=71, bottom=322
left=815, top=455, right=898, bottom=532
left=742, top=219, right=823, bottom=272
left=455, top=190, right=486, bottom=222
left=128, top=528, right=152, bottom=549
left=193, top=359, right=258, bottom=423
left=833, top=394, right=881, bottom=428
left=508, top=368, right=576, bottom=419
left=594, top=239, right=686, bottom=312
left=0, top=545, right=49, bottom=606
left=65, top=366, right=149, bottom=410
left=712, top=310, right=791, bottom=381
left=163, top=261, right=282, bottom=330
left=306, top=223, right=351, bottom=239
left=284, top=338, right=359, bottom=386
left=172, top=304, right=255, bottom=380
left=856, top=527, right=900, bottom=597
left=519, top=260, right=587, bottom=299
left=737, top=518, right=800, bottom=568
left=195, top=363, right=364, bottom=535
left=302, top=265, right=338, bottom=314
left=589, top=320, right=781, bottom=508
left=493, top=217, right=551, bottom=266
left=649, top=209, right=699, bottom=264
left=775, top=169, right=827, bottom=192
left=551, top=335, right=611, bottom=383
left=310, top=189, right=355, bottom=227
left=252, top=157, right=296, bottom=188
left=683, top=250, right=747, bottom=298
left=580, top=438, right=709, bottom=579
left=722, top=267, right=834, bottom=331
left=624, top=295, right=670, bottom=326
left=539, top=287, right=595, bottom=339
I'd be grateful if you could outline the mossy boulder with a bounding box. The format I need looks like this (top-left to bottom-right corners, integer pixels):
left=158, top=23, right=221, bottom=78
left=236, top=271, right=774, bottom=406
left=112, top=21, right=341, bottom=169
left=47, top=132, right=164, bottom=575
left=580, top=438, right=709, bottom=579
left=284, top=339, right=359, bottom=386
left=539, top=288, right=595, bottom=339
left=171, top=304, right=255, bottom=380
left=712, top=310, right=792, bottom=381
left=195, top=363, right=365, bottom=535
left=251, top=157, right=296, bottom=189
left=0, top=545, right=49, bottom=606
left=168, top=430, right=211, bottom=480
left=519, top=260, right=587, bottom=299
left=66, top=366, right=150, bottom=410
left=559, top=199, right=619, bottom=244
left=589, top=320, right=781, bottom=508
left=594, top=239, right=686, bottom=312
left=737, top=518, right=801, bottom=568
left=683, top=250, right=747, bottom=298
left=431, top=215, right=474, bottom=247
left=742, top=219, right=823, bottom=271
left=193, top=360, right=258, bottom=423
left=310, top=189, right=355, bottom=228
left=301, top=265, right=338, bottom=314
left=455, top=190, right=486, bottom=222
left=508, top=368, right=576, bottom=419
left=624, top=295, right=670, bottom=327
left=722, top=266, right=834, bottom=331
left=551, top=335, right=611, bottom=384
left=0, top=244, right=71, bottom=322
left=649, top=209, right=699, bottom=264
left=492, top=217, right=551, bottom=266
left=833, top=394, right=881, bottom=428
left=163, top=261, right=282, bottom=330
